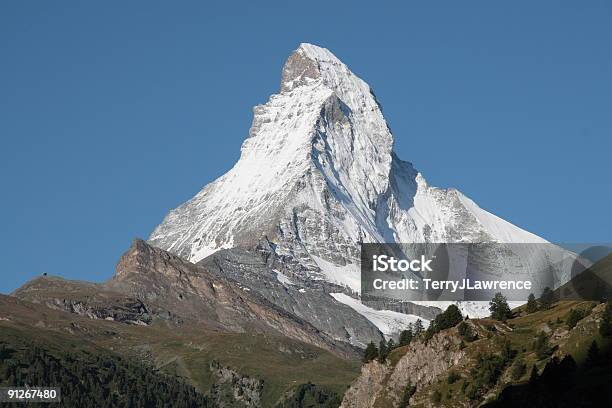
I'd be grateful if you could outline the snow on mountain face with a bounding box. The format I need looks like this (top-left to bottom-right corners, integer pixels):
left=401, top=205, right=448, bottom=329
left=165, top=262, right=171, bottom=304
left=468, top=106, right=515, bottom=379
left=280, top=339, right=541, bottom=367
left=149, top=43, right=547, bottom=295
left=330, top=293, right=426, bottom=339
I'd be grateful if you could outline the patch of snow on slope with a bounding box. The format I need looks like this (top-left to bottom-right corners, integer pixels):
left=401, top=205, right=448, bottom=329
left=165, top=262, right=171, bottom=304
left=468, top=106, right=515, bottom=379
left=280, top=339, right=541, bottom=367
left=330, top=293, right=427, bottom=339
left=273, top=270, right=295, bottom=286
left=412, top=300, right=525, bottom=319
left=312, top=256, right=361, bottom=292
left=456, top=194, right=547, bottom=243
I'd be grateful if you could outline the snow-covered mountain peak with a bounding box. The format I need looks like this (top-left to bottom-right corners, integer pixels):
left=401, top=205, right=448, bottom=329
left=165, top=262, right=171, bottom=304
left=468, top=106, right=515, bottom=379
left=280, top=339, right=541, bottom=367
left=150, top=43, right=547, bottom=293
left=281, top=43, right=349, bottom=93
left=280, top=44, right=389, bottom=139
left=297, top=43, right=342, bottom=62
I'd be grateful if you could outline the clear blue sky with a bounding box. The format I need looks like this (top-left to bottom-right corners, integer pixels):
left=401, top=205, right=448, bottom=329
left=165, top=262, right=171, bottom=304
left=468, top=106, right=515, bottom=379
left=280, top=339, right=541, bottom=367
left=1, top=1, right=610, bottom=293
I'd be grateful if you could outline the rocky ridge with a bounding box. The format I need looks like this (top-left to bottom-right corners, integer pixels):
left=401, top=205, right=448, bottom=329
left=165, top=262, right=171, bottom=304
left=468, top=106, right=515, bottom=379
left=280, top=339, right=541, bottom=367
left=341, top=301, right=609, bottom=407
left=14, top=239, right=361, bottom=359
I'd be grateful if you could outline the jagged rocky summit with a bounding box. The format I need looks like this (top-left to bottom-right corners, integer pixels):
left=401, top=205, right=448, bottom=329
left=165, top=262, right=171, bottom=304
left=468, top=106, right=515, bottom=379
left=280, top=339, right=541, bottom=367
left=148, top=43, right=553, bottom=330
left=150, top=43, right=544, bottom=285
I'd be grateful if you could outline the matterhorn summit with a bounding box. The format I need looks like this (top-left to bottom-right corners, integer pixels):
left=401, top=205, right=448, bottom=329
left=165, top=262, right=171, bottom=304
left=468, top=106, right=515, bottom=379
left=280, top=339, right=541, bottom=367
left=149, top=43, right=545, bottom=293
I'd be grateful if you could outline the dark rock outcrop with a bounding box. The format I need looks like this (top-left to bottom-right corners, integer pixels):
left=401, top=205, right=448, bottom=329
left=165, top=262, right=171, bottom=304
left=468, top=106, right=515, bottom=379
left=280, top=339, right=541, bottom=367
left=200, top=247, right=383, bottom=348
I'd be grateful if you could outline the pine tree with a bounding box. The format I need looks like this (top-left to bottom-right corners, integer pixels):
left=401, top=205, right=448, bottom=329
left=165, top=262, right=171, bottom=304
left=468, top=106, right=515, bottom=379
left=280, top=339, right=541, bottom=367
left=413, top=319, right=424, bottom=336
left=398, top=381, right=416, bottom=408
left=424, top=321, right=435, bottom=343
left=399, top=328, right=413, bottom=346
left=457, top=321, right=477, bottom=342
left=500, top=337, right=516, bottom=362
left=377, top=339, right=388, bottom=363
left=363, top=342, right=378, bottom=363
left=489, top=292, right=512, bottom=321
left=565, top=308, right=588, bottom=329
left=510, top=356, right=527, bottom=380
left=526, top=293, right=538, bottom=314
left=600, top=302, right=612, bottom=337
left=533, top=331, right=552, bottom=360
left=528, top=365, right=539, bottom=385
left=431, top=390, right=442, bottom=404
left=559, top=354, right=577, bottom=374
left=424, top=304, right=464, bottom=343
left=585, top=340, right=600, bottom=368
left=540, top=287, right=554, bottom=310
left=435, top=304, right=463, bottom=330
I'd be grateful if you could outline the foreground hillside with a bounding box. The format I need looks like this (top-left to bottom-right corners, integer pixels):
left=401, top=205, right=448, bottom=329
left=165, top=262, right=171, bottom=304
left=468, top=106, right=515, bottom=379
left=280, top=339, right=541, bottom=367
left=4, top=238, right=610, bottom=407
left=0, top=320, right=209, bottom=407
left=1, top=239, right=365, bottom=407
left=341, top=300, right=612, bottom=407
left=0, top=294, right=358, bottom=407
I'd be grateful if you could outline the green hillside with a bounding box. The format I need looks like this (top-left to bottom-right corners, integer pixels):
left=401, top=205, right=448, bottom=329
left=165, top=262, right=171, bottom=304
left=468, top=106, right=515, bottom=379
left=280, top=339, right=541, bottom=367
left=346, top=299, right=612, bottom=407
left=0, top=296, right=359, bottom=407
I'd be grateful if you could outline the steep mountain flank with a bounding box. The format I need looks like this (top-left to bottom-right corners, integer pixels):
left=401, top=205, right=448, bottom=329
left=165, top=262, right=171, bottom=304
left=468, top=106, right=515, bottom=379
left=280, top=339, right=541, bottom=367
left=199, top=246, right=383, bottom=347
left=14, top=239, right=358, bottom=359
left=341, top=300, right=612, bottom=407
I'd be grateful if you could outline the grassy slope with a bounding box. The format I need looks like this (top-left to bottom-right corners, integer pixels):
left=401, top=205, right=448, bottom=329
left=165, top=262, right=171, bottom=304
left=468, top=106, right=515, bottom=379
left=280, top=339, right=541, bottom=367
left=0, top=323, right=211, bottom=407
left=0, top=296, right=359, bottom=407
left=366, top=300, right=609, bottom=407
left=148, top=330, right=358, bottom=406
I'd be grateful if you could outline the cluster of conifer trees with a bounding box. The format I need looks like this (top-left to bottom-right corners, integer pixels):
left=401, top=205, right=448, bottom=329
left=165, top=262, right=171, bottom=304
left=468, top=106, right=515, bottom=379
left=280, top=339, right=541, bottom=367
left=363, top=304, right=467, bottom=363
left=487, top=340, right=612, bottom=407
left=361, top=291, right=612, bottom=406
left=524, top=287, right=555, bottom=314
left=362, top=318, right=428, bottom=364
left=276, top=382, right=341, bottom=408
left=0, top=342, right=209, bottom=408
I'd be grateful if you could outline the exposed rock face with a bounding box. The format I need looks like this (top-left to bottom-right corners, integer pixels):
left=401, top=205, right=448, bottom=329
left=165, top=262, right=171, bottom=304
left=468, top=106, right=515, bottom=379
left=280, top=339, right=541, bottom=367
left=339, top=362, right=387, bottom=408
left=341, top=299, right=610, bottom=408
left=13, top=240, right=359, bottom=359
left=200, top=247, right=383, bottom=347
left=280, top=47, right=322, bottom=92
left=209, top=361, right=263, bottom=408
left=109, top=239, right=360, bottom=359
left=12, top=276, right=176, bottom=325
left=52, top=298, right=151, bottom=325
left=341, top=330, right=466, bottom=408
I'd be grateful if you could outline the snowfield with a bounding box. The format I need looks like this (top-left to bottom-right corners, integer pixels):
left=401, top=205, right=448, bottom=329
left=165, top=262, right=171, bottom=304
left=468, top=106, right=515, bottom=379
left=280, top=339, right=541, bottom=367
left=330, top=293, right=427, bottom=339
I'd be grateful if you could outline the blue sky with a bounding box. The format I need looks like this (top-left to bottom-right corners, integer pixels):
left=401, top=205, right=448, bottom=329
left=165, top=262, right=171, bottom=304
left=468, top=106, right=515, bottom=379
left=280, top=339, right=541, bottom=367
left=1, top=1, right=610, bottom=293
